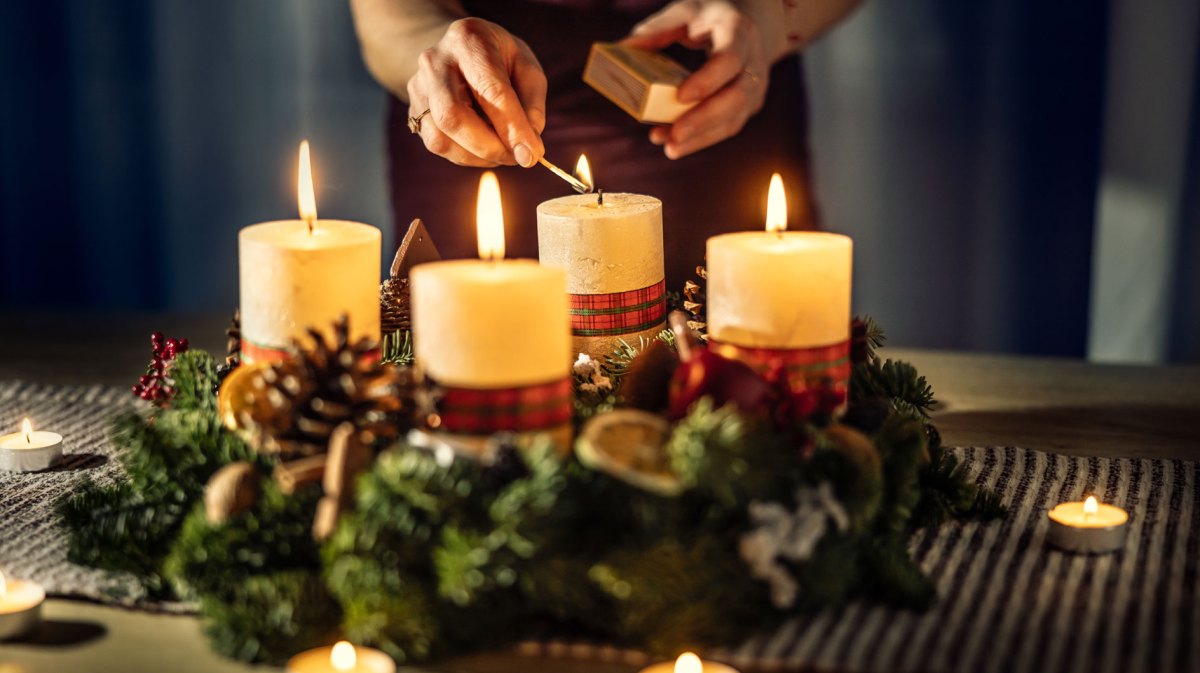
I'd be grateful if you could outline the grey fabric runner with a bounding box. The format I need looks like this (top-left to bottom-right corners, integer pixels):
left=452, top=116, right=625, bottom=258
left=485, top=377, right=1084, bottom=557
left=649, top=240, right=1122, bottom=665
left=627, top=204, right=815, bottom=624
left=1, top=381, right=1197, bottom=671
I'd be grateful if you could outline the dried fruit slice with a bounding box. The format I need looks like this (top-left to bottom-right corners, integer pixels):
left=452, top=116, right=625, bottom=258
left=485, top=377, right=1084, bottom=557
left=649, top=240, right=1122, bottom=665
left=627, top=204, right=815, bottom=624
left=576, top=409, right=681, bottom=496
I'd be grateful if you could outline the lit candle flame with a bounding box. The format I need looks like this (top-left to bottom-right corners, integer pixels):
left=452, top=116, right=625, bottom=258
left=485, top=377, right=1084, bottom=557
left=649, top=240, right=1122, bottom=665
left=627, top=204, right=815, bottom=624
left=476, top=171, right=505, bottom=261
left=1084, top=495, right=1099, bottom=515
left=575, top=154, right=594, bottom=193
left=21, top=418, right=32, bottom=444
left=330, top=641, right=356, bottom=671
left=0, top=569, right=7, bottom=599
left=675, top=652, right=703, bottom=673
left=766, top=173, right=787, bottom=234
left=298, top=140, right=318, bottom=234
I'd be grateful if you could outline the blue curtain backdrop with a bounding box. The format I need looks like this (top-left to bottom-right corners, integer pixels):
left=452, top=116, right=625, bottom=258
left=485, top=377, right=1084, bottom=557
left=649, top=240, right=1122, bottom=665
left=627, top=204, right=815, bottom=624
left=1, top=0, right=1196, bottom=361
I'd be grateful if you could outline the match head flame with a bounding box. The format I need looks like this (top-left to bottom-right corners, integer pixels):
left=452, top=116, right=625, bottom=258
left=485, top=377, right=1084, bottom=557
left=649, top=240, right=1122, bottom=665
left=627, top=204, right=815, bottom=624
left=766, top=173, right=787, bottom=233
left=298, top=140, right=318, bottom=224
left=330, top=641, right=356, bottom=671
left=476, top=171, right=505, bottom=261
left=575, top=154, right=594, bottom=192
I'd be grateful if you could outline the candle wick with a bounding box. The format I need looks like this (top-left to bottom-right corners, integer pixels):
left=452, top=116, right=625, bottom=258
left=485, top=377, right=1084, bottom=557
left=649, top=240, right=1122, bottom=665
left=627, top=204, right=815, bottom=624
left=597, top=189, right=604, bottom=207
left=305, top=216, right=315, bottom=236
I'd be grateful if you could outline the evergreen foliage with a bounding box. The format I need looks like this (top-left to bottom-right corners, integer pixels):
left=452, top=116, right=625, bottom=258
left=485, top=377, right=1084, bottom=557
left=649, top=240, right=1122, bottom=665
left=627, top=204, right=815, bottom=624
left=61, top=316, right=1005, bottom=665
left=58, top=350, right=262, bottom=597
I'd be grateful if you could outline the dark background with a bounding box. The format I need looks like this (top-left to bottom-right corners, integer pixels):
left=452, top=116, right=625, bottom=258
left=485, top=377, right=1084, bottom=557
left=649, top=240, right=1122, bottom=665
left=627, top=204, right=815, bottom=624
left=1, top=1, right=1197, bottom=363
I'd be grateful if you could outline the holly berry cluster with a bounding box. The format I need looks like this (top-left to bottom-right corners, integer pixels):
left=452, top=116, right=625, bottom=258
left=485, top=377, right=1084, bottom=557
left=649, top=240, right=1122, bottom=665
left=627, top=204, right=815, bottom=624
left=131, top=332, right=190, bottom=404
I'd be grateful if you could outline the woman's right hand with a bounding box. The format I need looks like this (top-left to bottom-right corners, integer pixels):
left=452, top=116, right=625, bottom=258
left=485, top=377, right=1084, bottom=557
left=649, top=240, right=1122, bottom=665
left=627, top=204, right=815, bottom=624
left=406, top=17, right=547, bottom=168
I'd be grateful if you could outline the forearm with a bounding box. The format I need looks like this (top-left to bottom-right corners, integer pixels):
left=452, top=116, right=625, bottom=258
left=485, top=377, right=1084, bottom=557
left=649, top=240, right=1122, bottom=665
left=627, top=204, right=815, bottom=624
left=349, top=0, right=467, bottom=100
left=751, top=0, right=865, bottom=64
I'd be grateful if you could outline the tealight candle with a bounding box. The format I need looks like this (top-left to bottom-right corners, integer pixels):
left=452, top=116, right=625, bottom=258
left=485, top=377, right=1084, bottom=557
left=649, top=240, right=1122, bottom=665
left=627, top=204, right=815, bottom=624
left=0, top=418, right=64, bottom=472
left=1046, top=495, right=1129, bottom=554
left=537, top=155, right=667, bottom=360
left=0, top=569, right=45, bottom=640
left=239, top=141, right=381, bottom=364
left=639, top=651, right=739, bottom=673
left=286, top=640, right=396, bottom=673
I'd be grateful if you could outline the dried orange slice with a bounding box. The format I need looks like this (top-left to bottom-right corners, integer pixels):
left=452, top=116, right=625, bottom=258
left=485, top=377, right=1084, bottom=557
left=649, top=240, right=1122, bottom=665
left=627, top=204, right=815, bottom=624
left=576, top=409, right=681, bottom=496
left=216, top=361, right=270, bottom=431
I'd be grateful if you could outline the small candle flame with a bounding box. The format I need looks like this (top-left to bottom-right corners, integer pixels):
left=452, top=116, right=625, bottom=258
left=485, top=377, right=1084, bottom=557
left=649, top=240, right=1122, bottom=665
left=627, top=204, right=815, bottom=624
left=298, top=140, right=318, bottom=234
left=476, top=171, right=505, bottom=261
left=1083, top=495, right=1099, bottom=515
left=0, top=569, right=7, bottom=599
left=575, top=154, right=594, bottom=193
left=330, top=641, right=356, bottom=671
left=21, top=418, right=32, bottom=444
left=766, top=173, right=787, bottom=234
left=675, top=652, right=703, bottom=673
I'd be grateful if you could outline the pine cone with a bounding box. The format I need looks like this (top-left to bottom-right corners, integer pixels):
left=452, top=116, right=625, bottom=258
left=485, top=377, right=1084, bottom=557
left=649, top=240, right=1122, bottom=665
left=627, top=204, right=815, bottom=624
left=683, top=264, right=708, bottom=340
left=226, top=310, right=242, bottom=364
left=380, top=276, right=411, bottom=334
left=215, top=311, right=242, bottom=390
left=243, top=316, right=417, bottom=458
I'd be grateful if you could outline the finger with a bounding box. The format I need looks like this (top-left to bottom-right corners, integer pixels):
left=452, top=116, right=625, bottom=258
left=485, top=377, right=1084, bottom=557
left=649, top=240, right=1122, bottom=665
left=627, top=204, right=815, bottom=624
left=628, top=1, right=700, bottom=40
left=677, top=11, right=752, bottom=103
left=511, top=41, right=548, bottom=135
left=456, top=39, right=544, bottom=167
left=621, top=24, right=690, bottom=51
left=420, top=50, right=515, bottom=165
left=664, top=77, right=760, bottom=159
left=409, top=88, right=498, bottom=167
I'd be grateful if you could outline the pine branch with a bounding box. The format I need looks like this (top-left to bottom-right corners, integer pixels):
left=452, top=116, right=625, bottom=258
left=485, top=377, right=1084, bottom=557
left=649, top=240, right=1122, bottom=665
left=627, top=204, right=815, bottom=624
left=382, top=330, right=414, bottom=366
left=854, top=314, right=887, bottom=361
left=912, top=441, right=1007, bottom=528
left=851, top=358, right=936, bottom=419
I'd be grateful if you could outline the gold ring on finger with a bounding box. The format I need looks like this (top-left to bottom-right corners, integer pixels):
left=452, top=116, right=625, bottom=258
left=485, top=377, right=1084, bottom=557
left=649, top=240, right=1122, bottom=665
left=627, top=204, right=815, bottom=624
left=408, top=108, right=431, bottom=134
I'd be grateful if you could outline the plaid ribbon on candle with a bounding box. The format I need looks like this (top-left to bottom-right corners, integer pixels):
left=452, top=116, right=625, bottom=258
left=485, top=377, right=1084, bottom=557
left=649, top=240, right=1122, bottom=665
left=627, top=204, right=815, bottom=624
left=709, top=338, right=852, bottom=395
left=569, top=279, right=667, bottom=337
left=437, top=377, right=573, bottom=434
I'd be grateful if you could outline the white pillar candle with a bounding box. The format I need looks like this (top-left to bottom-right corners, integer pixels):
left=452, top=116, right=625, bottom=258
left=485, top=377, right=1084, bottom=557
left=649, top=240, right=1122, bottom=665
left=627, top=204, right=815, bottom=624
left=537, top=156, right=666, bottom=360
left=1046, top=495, right=1129, bottom=554
left=0, top=418, right=63, bottom=472
left=0, top=570, right=45, bottom=640
left=706, top=174, right=852, bottom=393
left=412, top=172, right=571, bottom=438
left=239, top=141, right=381, bottom=364
left=286, top=640, right=396, bottom=673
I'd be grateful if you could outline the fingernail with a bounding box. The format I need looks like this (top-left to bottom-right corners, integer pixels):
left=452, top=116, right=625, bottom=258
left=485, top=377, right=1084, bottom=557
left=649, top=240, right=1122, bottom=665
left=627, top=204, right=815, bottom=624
left=515, top=143, right=534, bottom=168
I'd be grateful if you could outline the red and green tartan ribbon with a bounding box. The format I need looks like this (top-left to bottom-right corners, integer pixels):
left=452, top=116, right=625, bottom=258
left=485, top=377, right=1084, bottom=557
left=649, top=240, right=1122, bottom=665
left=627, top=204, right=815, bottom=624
left=438, top=377, right=573, bottom=434
left=242, top=340, right=379, bottom=365
left=569, top=279, right=667, bottom=337
left=709, top=338, right=851, bottom=395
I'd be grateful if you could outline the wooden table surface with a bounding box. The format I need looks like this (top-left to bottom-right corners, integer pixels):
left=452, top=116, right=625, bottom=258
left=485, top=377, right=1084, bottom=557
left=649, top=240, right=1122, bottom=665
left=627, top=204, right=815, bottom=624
left=2, top=311, right=1198, bottom=673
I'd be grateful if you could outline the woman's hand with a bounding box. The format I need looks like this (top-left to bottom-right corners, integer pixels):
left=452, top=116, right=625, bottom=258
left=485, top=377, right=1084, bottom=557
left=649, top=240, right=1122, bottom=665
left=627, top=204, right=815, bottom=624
left=624, top=0, right=787, bottom=160
left=406, top=17, right=547, bottom=167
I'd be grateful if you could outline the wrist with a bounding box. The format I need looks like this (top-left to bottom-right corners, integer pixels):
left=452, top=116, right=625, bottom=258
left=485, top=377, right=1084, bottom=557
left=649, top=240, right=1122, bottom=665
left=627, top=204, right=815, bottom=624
left=738, top=0, right=791, bottom=64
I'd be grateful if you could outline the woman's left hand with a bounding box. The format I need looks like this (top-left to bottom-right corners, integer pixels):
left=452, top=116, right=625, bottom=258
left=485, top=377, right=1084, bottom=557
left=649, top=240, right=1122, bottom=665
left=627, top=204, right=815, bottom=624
left=623, top=0, right=786, bottom=159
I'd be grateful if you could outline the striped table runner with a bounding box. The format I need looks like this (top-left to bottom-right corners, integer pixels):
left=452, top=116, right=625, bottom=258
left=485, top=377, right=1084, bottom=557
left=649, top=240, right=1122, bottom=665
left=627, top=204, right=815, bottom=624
left=1, top=381, right=1197, bottom=671
left=520, top=446, right=1199, bottom=673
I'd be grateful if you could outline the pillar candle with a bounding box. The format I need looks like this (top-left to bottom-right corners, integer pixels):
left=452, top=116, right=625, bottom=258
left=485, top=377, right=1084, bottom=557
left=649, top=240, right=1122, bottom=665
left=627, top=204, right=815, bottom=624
left=411, top=172, right=571, bottom=439
left=537, top=157, right=666, bottom=360
left=705, top=174, right=853, bottom=394
left=238, top=142, right=381, bottom=363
